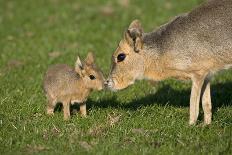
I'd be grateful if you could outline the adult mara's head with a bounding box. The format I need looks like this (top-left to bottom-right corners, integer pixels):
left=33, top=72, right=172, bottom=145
left=106, top=20, right=147, bottom=91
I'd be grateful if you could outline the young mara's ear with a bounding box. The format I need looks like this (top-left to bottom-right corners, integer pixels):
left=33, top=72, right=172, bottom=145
left=75, top=56, right=84, bottom=75
left=85, top=52, right=95, bottom=65
left=124, top=19, right=144, bottom=52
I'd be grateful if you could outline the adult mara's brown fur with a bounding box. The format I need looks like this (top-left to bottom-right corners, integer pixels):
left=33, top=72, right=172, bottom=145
left=106, top=0, right=232, bottom=125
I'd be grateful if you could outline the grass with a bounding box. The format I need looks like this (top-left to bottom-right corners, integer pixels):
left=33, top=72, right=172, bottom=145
left=0, top=0, right=231, bottom=154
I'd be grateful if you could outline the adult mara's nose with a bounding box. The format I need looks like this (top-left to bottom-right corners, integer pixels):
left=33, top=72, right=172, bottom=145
left=104, top=79, right=110, bottom=87
left=104, top=78, right=115, bottom=89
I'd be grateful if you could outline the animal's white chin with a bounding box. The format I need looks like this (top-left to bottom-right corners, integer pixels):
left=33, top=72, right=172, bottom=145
left=97, top=88, right=103, bottom=91
left=107, top=79, right=118, bottom=91
left=128, top=80, right=135, bottom=85
left=108, top=87, right=118, bottom=92
left=107, top=78, right=135, bottom=91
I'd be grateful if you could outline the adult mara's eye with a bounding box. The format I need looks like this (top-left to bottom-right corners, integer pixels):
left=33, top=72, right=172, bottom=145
left=89, top=75, right=96, bottom=80
left=117, top=53, right=126, bottom=62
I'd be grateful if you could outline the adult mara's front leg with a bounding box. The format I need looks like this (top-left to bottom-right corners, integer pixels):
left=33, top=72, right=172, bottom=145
left=189, top=73, right=206, bottom=125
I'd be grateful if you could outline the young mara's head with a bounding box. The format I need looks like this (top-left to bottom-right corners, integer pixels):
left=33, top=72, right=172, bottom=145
left=75, top=52, right=105, bottom=91
left=106, top=20, right=146, bottom=90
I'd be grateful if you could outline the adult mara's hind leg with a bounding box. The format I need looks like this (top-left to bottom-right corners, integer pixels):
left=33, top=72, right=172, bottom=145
left=189, top=73, right=206, bottom=125
left=201, top=76, right=212, bottom=125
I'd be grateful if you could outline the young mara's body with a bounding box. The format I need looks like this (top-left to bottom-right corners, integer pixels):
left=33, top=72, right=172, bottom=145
left=106, top=0, right=232, bottom=125
left=43, top=52, right=105, bottom=120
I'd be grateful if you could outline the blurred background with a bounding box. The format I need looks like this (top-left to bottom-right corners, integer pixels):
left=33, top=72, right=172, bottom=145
left=0, top=0, right=203, bottom=73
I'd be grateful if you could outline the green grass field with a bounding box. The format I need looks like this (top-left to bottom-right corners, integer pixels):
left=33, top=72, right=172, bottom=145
left=0, top=0, right=231, bottom=154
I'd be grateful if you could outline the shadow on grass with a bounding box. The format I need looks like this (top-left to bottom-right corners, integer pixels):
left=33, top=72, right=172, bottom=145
left=88, top=81, right=232, bottom=111
left=53, top=81, right=232, bottom=117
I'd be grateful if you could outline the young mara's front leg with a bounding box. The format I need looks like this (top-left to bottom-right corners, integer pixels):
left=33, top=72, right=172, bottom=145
left=189, top=74, right=205, bottom=125
left=46, top=97, right=56, bottom=115
left=80, top=103, right=87, bottom=117
left=201, top=77, right=212, bottom=125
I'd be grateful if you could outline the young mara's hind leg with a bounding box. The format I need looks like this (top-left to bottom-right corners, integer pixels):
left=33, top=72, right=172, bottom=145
left=80, top=103, right=87, bottom=117
left=201, top=77, right=212, bottom=125
left=189, top=74, right=206, bottom=125
left=63, top=100, right=71, bottom=120
left=46, top=97, right=56, bottom=115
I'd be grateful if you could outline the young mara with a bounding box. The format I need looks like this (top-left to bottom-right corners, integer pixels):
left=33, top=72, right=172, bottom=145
left=43, top=52, right=105, bottom=120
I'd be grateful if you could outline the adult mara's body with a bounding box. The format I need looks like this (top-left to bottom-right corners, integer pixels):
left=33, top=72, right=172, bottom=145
left=106, top=0, right=232, bottom=125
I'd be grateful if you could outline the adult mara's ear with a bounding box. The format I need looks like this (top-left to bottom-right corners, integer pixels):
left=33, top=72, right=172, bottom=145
left=85, top=52, right=95, bottom=65
left=124, top=19, right=144, bottom=52
left=75, top=56, right=84, bottom=76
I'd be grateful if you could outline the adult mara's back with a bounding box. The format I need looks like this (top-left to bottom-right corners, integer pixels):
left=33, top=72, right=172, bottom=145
left=106, top=0, right=232, bottom=125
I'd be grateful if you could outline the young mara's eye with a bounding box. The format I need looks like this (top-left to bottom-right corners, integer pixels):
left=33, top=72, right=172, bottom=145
left=89, top=75, right=96, bottom=80
left=117, top=53, right=126, bottom=62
